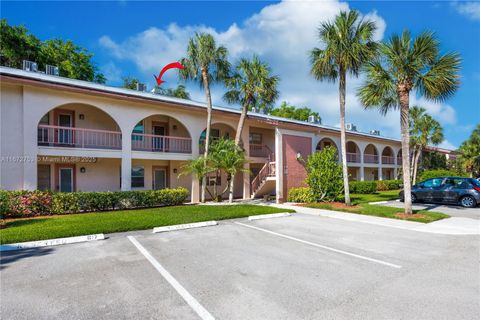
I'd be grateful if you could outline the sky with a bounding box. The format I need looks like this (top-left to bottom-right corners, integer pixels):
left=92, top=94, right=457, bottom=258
left=2, top=0, right=479, bottom=149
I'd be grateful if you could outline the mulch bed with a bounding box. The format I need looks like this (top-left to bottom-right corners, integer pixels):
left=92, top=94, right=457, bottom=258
left=394, top=213, right=428, bottom=219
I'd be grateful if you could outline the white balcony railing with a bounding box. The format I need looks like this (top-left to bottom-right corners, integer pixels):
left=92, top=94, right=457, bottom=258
left=346, top=152, right=361, bottom=163
left=132, top=133, right=192, bottom=154
left=38, top=125, right=122, bottom=149
left=382, top=156, right=395, bottom=165
left=364, top=154, right=379, bottom=164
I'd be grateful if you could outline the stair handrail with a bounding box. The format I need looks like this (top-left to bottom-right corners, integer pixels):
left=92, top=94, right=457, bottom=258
left=251, top=161, right=276, bottom=194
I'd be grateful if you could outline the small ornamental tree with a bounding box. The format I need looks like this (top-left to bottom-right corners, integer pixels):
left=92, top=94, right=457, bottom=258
left=305, top=146, right=344, bottom=202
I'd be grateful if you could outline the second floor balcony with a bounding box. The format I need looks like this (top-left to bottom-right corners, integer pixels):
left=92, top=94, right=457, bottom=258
left=132, top=133, right=192, bottom=154
left=364, top=154, right=379, bottom=164
left=346, top=152, right=361, bottom=163
left=249, top=144, right=274, bottom=159
left=38, top=125, right=122, bottom=150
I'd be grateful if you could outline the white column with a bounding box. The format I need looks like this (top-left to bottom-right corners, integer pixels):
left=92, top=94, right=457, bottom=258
left=190, top=133, right=200, bottom=203
left=274, top=127, right=283, bottom=203
left=359, top=147, right=365, bottom=181
left=242, top=125, right=250, bottom=199
left=378, top=166, right=383, bottom=181
left=23, top=108, right=38, bottom=190
left=121, top=129, right=132, bottom=191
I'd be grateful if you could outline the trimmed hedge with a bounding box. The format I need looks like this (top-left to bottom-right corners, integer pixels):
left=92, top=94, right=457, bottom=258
left=375, top=180, right=402, bottom=191
left=288, top=187, right=316, bottom=203
left=349, top=181, right=377, bottom=194
left=0, top=188, right=189, bottom=218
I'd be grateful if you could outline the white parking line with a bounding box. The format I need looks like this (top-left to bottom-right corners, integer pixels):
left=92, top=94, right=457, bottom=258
left=127, top=236, right=215, bottom=320
left=234, top=222, right=402, bottom=269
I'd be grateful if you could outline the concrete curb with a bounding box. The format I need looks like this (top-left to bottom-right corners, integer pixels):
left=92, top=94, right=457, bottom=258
left=248, top=213, right=291, bottom=221
left=0, top=234, right=105, bottom=252
left=153, top=221, right=218, bottom=233
left=368, top=201, right=388, bottom=205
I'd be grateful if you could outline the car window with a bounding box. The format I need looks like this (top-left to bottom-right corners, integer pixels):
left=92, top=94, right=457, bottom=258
left=423, top=178, right=443, bottom=188
left=444, top=178, right=467, bottom=188
left=471, top=179, right=480, bottom=187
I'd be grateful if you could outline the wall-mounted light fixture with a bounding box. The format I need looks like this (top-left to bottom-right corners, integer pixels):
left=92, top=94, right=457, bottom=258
left=79, top=114, right=85, bottom=120
left=80, top=167, right=86, bottom=173
left=296, top=152, right=302, bottom=161
left=173, top=168, right=177, bottom=174
left=172, top=125, right=177, bottom=130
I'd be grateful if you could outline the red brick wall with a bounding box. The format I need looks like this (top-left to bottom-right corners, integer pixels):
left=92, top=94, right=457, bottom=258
left=282, top=135, right=312, bottom=201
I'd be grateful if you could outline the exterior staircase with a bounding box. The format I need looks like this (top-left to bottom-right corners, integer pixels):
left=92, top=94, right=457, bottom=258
left=251, top=160, right=276, bottom=199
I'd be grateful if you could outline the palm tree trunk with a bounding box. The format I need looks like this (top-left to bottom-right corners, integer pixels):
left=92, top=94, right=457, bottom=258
left=412, top=147, right=422, bottom=184
left=228, top=174, right=235, bottom=203
left=399, top=88, right=413, bottom=215
left=339, top=67, right=351, bottom=205
left=201, top=69, right=212, bottom=203
left=410, top=145, right=416, bottom=183
left=234, top=101, right=249, bottom=146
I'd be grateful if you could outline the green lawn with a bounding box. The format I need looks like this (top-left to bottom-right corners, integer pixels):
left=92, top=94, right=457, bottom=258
left=349, top=190, right=400, bottom=205
left=0, top=205, right=295, bottom=244
left=304, top=203, right=448, bottom=223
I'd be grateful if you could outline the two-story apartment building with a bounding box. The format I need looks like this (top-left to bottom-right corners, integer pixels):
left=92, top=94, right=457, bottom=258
left=0, top=67, right=453, bottom=202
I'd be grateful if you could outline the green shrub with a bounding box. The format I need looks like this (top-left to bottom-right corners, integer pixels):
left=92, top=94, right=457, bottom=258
left=305, top=146, right=344, bottom=202
left=375, top=180, right=402, bottom=191
left=349, top=181, right=377, bottom=194
left=0, top=187, right=189, bottom=218
left=418, top=169, right=466, bottom=183
left=288, top=187, right=316, bottom=203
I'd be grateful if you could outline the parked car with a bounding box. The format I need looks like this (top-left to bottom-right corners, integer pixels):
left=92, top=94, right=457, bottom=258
left=400, top=177, right=480, bottom=208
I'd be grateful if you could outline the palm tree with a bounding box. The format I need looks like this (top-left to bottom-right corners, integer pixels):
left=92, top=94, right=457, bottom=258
left=224, top=55, right=279, bottom=145
left=179, top=32, right=230, bottom=202
left=310, top=10, right=377, bottom=206
left=179, top=156, right=213, bottom=199
left=358, top=31, right=461, bottom=214
left=209, top=138, right=249, bottom=203
left=154, top=84, right=191, bottom=99
left=409, top=106, right=444, bottom=183
left=459, top=124, right=480, bottom=177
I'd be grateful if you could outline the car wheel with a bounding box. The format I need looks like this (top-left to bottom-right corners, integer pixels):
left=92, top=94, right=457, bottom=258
left=411, top=193, right=417, bottom=203
left=460, top=195, right=476, bottom=208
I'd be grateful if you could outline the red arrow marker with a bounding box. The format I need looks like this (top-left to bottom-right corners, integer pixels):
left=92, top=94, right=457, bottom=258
left=154, top=62, right=184, bottom=86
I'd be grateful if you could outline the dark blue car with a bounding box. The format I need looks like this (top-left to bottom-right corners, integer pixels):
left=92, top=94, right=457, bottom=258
left=400, top=177, right=480, bottom=208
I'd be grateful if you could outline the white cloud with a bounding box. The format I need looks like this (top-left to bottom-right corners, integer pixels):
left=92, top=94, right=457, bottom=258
left=99, top=61, right=122, bottom=82
left=98, top=0, right=408, bottom=138
left=438, top=140, right=457, bottom=150
left=453, top=1, right=480, bottom=20
left=410, top=96, right=457, bottom=125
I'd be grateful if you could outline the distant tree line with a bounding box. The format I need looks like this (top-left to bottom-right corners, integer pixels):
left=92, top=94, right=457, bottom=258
left=0, top=19, right=105, bottom=83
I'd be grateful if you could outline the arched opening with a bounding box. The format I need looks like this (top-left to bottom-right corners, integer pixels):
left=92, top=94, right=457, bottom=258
left=37, top=103, right=121, bottom=150
left=382, top=146, right=395, bottom=164
left=316, top=138, right=338, bottom=153
left=364, top=144, right=379, bottom=164
left=131, top=114, right=192, bottom=154
left=199, top=123, right=236, bottom=154
left=346, top=141, right=361, bottom=163
left=36, top=103, right=123, bottom=192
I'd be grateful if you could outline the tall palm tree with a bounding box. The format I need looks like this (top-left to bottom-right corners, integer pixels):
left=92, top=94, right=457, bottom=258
left=310, top=10, right=377, bottom=206
left=179, top=32, right=230, bottom=202
left=409, top=106, right=444, bottom=183
left=358, top=31, right=460, bottom=214
left=224, top=55, right=279, bottom=145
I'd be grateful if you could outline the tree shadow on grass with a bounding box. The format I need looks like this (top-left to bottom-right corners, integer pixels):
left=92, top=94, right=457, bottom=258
left=0, top=247, right=54, bottom=270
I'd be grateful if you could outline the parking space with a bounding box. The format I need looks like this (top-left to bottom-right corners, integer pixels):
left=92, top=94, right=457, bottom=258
left=1, top=214, right=479, bottom=320
left=381, top=200, right=480, bottom=219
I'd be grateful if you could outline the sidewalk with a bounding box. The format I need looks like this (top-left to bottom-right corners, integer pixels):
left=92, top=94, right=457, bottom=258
left=271, top=203, right=480, bottom=236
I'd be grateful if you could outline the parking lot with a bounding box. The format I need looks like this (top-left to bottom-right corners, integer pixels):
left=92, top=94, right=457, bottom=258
left=1, top=213, right=479, bottom=320
left=380, top=200, right=480, bottom=219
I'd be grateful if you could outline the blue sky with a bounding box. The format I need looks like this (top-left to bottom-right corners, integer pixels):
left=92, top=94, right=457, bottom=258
left=2, top=0, right=479, bottom=148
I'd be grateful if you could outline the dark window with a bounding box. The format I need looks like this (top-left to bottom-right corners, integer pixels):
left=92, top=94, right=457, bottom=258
left=132, top=121, right=144, bottom=141
left=423, top=178, right=443, bottom=188
left=249, top=133, right=262, bottom=144
left=131, top=166, right=145, bottom=188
